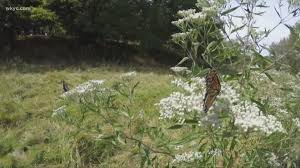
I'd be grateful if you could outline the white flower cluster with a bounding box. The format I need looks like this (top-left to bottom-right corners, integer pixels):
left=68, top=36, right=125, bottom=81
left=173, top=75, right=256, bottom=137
left=202, top=5, right=218, bottom=16
left=292, top=118, right=300, bottom=128
left=122, top=71, right=136, bottom=78
left=220, top=83, right=286, bottom=135
left=172, top=2, right=221, bottom=27
left=256, top=72, right=269, bottom=81
left=267, top=153, right=281, bottom=167
left=158, top=92, right=203, bottom=120
left=170, top=66, right=190, bottom=73
left=208, top=148, right=222, bottom=157
left=158, top=78, right=206, bottom=120
left=177, top=9, right=196, bottom=17
left=158, top=75, right=286, bottom=135
left=171, top=32, right=191, bottom=40
left=171, top=77, right=205, bottom=93
left=174, top=145, right=184, bottom=150
left=61, top=80, right=105, bottom=98
left=198, top=112, right=220, bottom=127
left=172, top=151, right=203, bottom=163
left=269, top=97, right=284, bottom=109
left=52, top=105, right=66, bottom=117
left=121, top=71, right=137, bottom=81
left=234, top=106, right=286, bottom=135
left=171, top=9, right=206, bottom=26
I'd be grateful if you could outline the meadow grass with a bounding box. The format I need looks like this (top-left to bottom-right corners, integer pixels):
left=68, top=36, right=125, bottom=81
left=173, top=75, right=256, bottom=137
left=0, top=65, right=174, bottom=167
left=0, top=65, right=299, bottom=167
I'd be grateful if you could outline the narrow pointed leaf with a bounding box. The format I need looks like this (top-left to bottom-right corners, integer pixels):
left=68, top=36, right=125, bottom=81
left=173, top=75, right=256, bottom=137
left=221, top=6, right=239, bottom=16
left=231, top=24, right=246, bottom=33
left=256, top=4, right=269, bottom=8
left=176, top=57, right=190, bottom=66
left=274, top=7, right=281, bottom=18
left=168, top=124, right=183, bottom=129
left=264, top=72, right=274, bottom=82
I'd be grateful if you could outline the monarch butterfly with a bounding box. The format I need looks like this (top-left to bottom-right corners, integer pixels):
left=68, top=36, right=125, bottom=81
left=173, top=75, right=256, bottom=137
left=203, top=68, right=221, bottom=113
left=62, top=80, right=70, bottom=92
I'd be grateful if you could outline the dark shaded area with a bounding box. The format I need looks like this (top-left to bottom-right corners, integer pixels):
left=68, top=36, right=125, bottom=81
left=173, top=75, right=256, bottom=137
left=0, top=0, right=196, bottom=66
left=0, top=36, right=181, bottom=66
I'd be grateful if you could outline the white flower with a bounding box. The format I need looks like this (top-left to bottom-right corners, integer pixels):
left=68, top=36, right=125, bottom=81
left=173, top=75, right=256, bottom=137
left=139, top=109, right=145, bottom=119
left=292, top=118, right=300, bottom=128
left=172, top=151, right=203, bottom=163
left=233, top=106, right=286, bottom=135
left=190, top=12, right=206, bottom=20
left=174, top=145, right=184, bottom=150
left=157, top=92, right=203, bottom=120
left=122, top=71, right=136, bottom=78
left=220, top=83, right=286, bottom=135
left=267, top=153, right=281, bottom=167
left=52, top=105, right=66, bottom=117
left=121, top=71, right=137, bottom=81
left=158, top=75, right=286, bottom=135
left=208, top=148, right=222, bottom=157
left=177, top=9, right=196, bottom=17
left=171, top=32, right=191, bottom=39
left=170, top=66, right=189, bottom=73
left=61, top=80, right=105, bottom=97
left=171, top=77, right=205, bottom=93
left=172, top=9, right=206, bottom=26
left=278, top=109, right=288, bottom=114
left=198, top=113, right=220, bottom=127
left=202, top=5, right=218, bottom=15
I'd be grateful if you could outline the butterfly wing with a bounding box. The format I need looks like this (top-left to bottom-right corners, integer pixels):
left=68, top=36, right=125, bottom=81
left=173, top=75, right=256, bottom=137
left=203, top=69, right=221, bottom=113
left=62, top=80, right=70, bottom=92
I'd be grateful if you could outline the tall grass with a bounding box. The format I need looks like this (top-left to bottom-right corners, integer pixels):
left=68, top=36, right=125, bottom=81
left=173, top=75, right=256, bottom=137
left=0, top=65, right=173, bottom=167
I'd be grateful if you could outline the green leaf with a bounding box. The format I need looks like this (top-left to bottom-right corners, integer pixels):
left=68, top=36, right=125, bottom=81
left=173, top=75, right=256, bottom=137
left=274, top=7, right=281, bottom=18
left=264, top=72, right=274, bottom=82
left=101, top=135, right=115, bottom=140
left=176, top=57, right=190, bottom=66
left=117, top=135, right=126, bottom=145
left=253, top=11, right=265, bottom=16
left=221, top=6, right=239, bottom=16
left=229, top=137, right=237, bottom=150
left=256, top=4, right=269, bottom=8
left=168, top=124, right=183, bottom=129
left=248, top=82, right=257, bottom=90
left=206, top=41, right=218, bottom=52
left=279, top=87, right=293, bottom=92
left=250, top=98, right=263, bottom=107
left=170, top=134, right=201, bottom=145
left=252, top=49, right=272, bottom=67
left=130, top=81, right=140, bottom=95
left=250, top=98, right=266, bottom=113
left=184, top=119, right=199, bottom=124
left=284, top=24, right=294, bottom=32
left=231, top=24, right=246, bottom=33
left=120, top=111, right=130, bottom=118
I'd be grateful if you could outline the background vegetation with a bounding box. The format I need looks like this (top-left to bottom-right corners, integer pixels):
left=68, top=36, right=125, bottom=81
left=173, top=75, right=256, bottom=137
left=0, top=0, right=300, bottom=167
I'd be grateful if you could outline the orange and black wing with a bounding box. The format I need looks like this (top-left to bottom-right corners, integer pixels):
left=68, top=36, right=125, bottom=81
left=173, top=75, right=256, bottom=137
left=203, top=69, right=221, bottom=113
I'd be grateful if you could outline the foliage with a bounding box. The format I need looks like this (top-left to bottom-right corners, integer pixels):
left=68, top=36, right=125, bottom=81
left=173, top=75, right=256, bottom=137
left=0, top=0, right=64, bottom=50
left=47, top=2, right=300, bottom=164
left=271, top=22, right=300, bottom=74
left=0, top=0, right=300, bottom=167
left=46, top=0, right=197, bottom=49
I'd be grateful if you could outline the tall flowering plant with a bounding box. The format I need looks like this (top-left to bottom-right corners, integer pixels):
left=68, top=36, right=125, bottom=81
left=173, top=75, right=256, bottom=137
left=51, top=0, right=300, bottom=167
left=159, top=0, right=300, bottom=167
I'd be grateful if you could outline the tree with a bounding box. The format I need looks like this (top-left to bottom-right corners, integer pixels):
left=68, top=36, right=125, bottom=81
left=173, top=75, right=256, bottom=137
left=271, top=23, right=300, bottom=74
left=0, top=0, right=62, bottom=51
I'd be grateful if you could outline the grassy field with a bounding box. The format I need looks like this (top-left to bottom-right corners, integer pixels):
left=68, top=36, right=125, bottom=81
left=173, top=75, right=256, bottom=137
left=0, top=65, right=175, bottom=167
left=0, top=64, right=299, bottom=168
